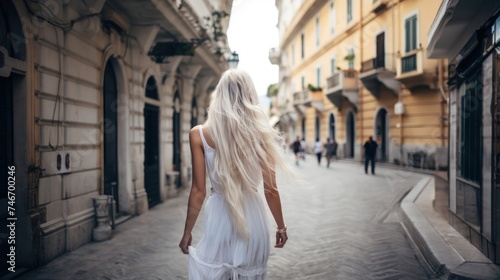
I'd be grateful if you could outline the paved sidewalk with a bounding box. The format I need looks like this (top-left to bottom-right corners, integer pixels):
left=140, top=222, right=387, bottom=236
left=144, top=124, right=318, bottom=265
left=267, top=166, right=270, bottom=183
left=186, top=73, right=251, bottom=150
left=15, top=155, right=431, bottom=280
left=339, top=158, right=500, bottom=279
left=401, top=173, right=500, bottom=279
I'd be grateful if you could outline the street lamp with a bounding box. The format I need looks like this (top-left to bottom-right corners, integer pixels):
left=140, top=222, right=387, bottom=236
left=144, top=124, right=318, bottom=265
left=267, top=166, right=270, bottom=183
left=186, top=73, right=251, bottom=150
left=227, top=51, right=239, bottom=68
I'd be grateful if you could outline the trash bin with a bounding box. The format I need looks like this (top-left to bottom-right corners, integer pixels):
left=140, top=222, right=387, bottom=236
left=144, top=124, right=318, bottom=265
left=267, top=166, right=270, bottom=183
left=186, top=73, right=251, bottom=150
left=92, top=195, right=112, bottom=241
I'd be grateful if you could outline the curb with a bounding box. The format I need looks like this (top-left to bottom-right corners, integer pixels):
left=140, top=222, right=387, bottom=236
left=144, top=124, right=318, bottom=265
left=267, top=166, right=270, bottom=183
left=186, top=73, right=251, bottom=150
left=400, top=176, right=500, bottom=280
left=400, top=176, right=461, bottom=279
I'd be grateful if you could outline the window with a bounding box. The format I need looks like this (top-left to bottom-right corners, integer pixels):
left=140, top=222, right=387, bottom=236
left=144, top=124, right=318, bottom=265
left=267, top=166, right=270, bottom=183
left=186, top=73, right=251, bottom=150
left=330, top=58, right=336, bottom=74
left=347, top=48, right=355, bottom=69
left=347, top=0, right=353, bottom=23
left=301, top=75, right=305, bottom=89
left=459, top=71, right=482, bottom=185
left=405, top=14, right=418, bottom=52
left=315, top=17, right=320, bottom=46
left=292, top=44, right=295, bottom=65
left=301, top=33, right=305, bottom=58
left=330, top=2, right=335, bottom=34
left=316, top=67, right=321, bottom=88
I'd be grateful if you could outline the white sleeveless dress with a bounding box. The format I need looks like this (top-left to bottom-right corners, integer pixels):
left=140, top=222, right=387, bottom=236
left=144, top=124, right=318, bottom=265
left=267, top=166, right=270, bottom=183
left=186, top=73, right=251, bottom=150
left=188, top=126, right=271, bottom=280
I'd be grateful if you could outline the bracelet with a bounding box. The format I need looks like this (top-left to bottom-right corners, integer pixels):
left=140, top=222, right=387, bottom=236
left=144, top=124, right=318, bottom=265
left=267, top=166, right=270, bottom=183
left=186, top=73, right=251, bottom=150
left=276, top=225, right=287, bottom=234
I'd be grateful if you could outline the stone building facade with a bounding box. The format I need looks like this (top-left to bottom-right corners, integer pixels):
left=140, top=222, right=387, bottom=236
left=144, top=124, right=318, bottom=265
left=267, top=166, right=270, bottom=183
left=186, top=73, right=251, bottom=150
left=0, top=0, right=232, bottom=272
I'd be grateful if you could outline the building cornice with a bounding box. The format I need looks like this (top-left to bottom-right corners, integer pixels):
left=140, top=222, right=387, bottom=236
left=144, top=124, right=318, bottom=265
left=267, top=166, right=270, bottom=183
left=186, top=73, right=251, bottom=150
left=281, top=0, right=329, bottom=50
left=287, top=1, right=397, bottom=78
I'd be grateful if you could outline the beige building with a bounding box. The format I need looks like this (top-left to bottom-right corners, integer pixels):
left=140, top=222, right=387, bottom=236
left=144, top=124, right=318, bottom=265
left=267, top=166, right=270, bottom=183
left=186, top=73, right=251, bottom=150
left=271, top=0, right=448, bottom=168
left=0, top=0, right=232, bottom=271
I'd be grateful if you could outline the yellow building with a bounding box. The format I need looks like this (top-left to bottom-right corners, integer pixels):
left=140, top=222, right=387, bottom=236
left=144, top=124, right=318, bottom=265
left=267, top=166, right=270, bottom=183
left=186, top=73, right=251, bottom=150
left=270, top=0, right=448, bottom=168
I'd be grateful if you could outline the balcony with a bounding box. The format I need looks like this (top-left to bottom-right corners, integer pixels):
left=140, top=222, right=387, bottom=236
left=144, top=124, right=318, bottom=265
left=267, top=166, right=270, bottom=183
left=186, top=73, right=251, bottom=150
left=279, top=103, right=299, bottom=125
left=372, top=0, right=388, bottom=14
left=396, top=48, right=436, bottom=90
left=279, top=66, right=290, bottom=82
left=359, top=57, right=400, bottom=98
left=293, top=89, right=323, bottom=115
left=325, top=70, right=359, bottom=111
left=269, top=48, right=280, bottom=65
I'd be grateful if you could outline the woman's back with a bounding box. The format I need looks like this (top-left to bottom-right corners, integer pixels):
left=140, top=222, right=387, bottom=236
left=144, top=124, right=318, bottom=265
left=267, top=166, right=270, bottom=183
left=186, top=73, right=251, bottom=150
left=189, top=125, right=271, bottom=279
left=179, top=69, right=290, bottom=280
left=198, top=125, right=261, bottom=194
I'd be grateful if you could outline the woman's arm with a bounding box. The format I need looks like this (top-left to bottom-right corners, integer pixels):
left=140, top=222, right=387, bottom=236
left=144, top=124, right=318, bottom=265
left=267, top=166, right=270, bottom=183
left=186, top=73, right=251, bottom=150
left=179, top=126, right=207, bottom=254
left=262, top=161, right=288, bottom=248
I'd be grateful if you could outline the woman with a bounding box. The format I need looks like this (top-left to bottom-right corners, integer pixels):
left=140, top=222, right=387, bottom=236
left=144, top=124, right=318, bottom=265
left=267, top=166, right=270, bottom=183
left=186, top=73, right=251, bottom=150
left=179, top=69, right=292, bottom=279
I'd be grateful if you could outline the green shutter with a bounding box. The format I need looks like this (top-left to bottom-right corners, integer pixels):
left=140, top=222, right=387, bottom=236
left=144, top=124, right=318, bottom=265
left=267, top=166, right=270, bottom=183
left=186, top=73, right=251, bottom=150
left=411, top=16, right=417, bottom=51
left=405, top=16, right=417, bottom=52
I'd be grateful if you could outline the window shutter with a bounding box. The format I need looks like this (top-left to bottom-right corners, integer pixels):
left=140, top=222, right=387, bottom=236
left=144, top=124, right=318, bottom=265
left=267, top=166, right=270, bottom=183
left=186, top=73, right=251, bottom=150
left=405, top=19, right=410, bottom=52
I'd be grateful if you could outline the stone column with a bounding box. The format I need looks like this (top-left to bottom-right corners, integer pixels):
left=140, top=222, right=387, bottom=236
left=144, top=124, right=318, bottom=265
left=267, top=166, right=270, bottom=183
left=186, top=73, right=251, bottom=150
left=195, top=76, right=215, bottom=124
left=179, top=65, right=202, bottom=188
left=159, top=57, right=182, bottom=200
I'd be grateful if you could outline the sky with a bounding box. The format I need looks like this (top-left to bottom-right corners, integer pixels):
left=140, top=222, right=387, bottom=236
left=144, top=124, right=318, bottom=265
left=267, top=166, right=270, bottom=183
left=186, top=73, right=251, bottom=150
left=226, top=0, right=279, bottom=110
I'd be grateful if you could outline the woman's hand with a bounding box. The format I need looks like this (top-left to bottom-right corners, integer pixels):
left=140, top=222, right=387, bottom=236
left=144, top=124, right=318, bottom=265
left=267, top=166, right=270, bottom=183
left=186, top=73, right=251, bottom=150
left=179, top=233, right=192, bottom=254
left=275, top=231, right=288, bottom=248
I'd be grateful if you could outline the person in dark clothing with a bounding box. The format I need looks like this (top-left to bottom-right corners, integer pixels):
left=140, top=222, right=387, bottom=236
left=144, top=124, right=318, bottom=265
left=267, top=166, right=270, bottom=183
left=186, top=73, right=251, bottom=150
left=291, top=136, right=302, bottom=165
left=331, top=139, right=338, bottom=160
left=363, top=136, right=378, bottom=175
left=325, top=138, right=334, bottom=168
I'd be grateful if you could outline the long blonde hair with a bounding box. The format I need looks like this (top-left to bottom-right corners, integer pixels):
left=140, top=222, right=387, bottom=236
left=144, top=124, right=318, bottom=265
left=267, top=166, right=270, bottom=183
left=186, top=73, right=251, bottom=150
left=205, top=68, right=292, bottom=239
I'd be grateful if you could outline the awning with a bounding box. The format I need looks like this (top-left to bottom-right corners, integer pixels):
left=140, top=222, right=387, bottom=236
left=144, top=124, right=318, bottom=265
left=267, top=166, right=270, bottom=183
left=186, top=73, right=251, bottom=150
left=427, top=0, right=500, bottom=59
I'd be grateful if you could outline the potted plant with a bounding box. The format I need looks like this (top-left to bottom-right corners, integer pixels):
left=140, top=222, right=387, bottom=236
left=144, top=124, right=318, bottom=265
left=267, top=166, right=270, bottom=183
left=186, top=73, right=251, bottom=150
left=307, top=83, right=322, bottom=92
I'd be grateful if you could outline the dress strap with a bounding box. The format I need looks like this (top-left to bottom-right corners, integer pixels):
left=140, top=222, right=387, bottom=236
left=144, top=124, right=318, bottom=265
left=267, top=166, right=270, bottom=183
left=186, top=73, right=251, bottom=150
left=198, top=125, right=209, bottom=150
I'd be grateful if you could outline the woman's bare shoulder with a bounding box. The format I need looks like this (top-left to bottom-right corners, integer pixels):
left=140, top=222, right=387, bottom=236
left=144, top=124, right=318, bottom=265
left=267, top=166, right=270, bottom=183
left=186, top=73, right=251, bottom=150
left=189, top=125, right=202, bottom=144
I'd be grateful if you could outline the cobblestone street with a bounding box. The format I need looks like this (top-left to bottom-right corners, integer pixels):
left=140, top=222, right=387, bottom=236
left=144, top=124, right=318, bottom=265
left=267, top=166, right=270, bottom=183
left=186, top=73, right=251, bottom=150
left=18, top=155, right=430, bottom=280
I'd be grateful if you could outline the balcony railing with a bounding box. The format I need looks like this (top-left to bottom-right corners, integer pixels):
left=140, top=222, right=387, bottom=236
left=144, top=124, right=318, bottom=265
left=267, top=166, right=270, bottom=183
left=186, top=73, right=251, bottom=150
left=293, top=88, right=323, bottom=113
left=401, top=54, right=417, bottom=73
left=326, top=70, right=358, bottom=91
left=327, top=73, right=340, bottom=89
left=325, top=70, right=359, bottom=110
left=359, top=56, right=398, bottom=97
left=361, top=57, right=385, bottom=72
left=293, top=90, right=310, bottom=105
left=395, top=48, right=434, bottom=90
left=269, top=48, right=280, bottom=65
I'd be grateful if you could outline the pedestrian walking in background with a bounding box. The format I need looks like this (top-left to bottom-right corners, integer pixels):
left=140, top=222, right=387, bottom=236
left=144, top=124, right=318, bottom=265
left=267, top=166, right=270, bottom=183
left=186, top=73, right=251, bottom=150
left=325, top=138, right=335, bottom=168
left=314, top=138, right=323, bottom=166
left=300, top=138, right=306, bottom=160
left=332, top=139, right=338, bottom=161
left=179, top=69, right=293, bottom=279
left=363, top=136, right=378, bottom=175
left=291, top=136, right=302, bottom=166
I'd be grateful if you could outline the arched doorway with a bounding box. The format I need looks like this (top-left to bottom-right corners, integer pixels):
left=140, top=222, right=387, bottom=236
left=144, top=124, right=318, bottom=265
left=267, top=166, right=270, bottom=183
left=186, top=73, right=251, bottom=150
left=0, top=5, right=15, bottom=274
left=144, top=77, right=160, bottom=207
left=346, top=111, right=355, bottom=158
left=191, top=97, right=198, bottom=128
left=173, top=90, right=182, bottom=188
left=315, top=116, right=320, bottom=140
left=301, top=117, right=306, bottom=140
left=0, top=0, right=33, bottom=270
left=375, top=108, right=388, bottom=161
left=329, top=113, right=336, bottom=140
left=103, top=59, right=120, bottom=211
